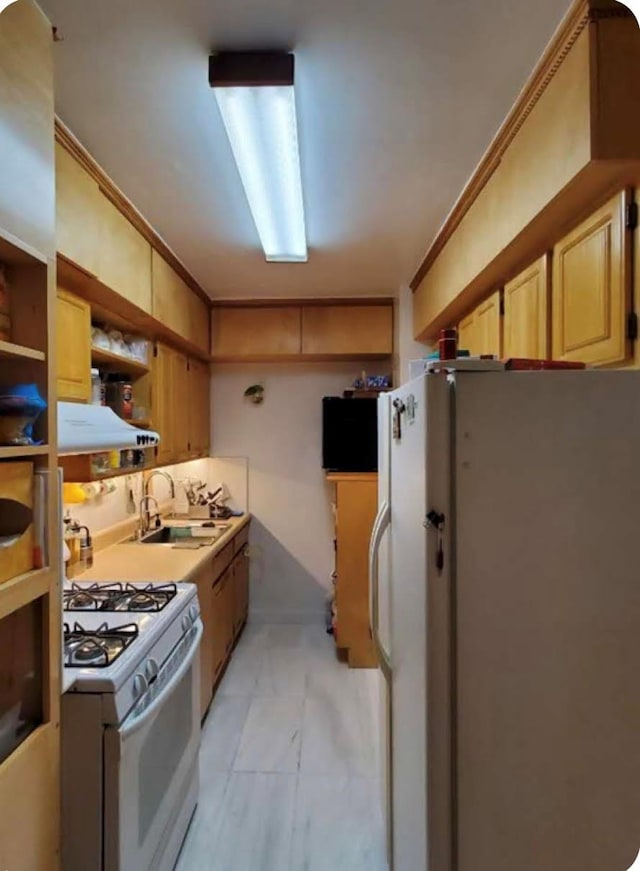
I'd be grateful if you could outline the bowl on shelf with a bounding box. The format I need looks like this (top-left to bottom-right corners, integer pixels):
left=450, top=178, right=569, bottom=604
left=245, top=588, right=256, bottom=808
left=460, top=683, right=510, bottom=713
left=0, top=384, right=46, bottom=446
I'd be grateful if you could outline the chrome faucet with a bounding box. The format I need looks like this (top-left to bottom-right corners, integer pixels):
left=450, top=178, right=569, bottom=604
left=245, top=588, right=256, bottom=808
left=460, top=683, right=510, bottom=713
left=144, top=470, right=176, bottom=500
left=139, top=495, right=160, bottom=537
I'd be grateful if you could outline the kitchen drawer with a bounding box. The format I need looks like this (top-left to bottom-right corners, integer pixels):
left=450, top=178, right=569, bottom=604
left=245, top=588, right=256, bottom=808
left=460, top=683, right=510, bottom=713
left=212, top=541, right=234, bottom=583
left=234, top=525, right=249, bottom=556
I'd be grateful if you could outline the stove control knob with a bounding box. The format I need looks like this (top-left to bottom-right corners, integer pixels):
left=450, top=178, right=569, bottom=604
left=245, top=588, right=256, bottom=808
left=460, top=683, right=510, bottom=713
left=145, top=658, right=159, bottom=682
left=189, top=605, right=199, bottom=622
left=133, top=673, right=147, bottom=699
left=182, top=614, right=192, bottom=632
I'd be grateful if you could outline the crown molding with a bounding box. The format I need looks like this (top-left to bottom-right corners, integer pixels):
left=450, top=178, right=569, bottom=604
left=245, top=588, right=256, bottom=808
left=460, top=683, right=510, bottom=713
left=409, top=0, right=635, bottom=292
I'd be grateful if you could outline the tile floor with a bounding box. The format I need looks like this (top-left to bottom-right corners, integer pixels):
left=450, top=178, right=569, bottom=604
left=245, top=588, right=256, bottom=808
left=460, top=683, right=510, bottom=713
left=175, top=623, right=388, bottom=871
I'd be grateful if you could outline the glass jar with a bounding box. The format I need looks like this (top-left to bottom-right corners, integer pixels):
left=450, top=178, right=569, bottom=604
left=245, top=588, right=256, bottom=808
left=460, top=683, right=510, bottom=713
left=90, top=368, right=102, bottom=406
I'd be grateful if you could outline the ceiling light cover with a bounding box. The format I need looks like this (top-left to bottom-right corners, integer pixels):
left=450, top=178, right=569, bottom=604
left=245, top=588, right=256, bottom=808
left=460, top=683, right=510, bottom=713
left=214, top=84, right=307, bottom=262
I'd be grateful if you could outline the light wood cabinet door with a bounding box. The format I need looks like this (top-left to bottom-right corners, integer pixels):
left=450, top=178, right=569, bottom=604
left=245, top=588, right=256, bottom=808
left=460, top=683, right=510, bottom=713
left=56, top=289, right=91, bottom=402
left=188, top=292, right=210, bottom=356
left=211, top=573, right=228, bottom=684
left=152, top=343, right=174, bottom=466
left=233, top=548, right=250, bottom=633
left=188, top=358, right=210, bottom=458
left=552, top=191, right=631, bottom=366
left=0, top=1, right=55, bottom=259
left=98, top=195, right=152, bottom=313
left=223, top=565, right=236, bottom=653
left=301, top=305, right=393, bottom=356
left=211, top=306, right=302, bottom=359
left=458, top=312, right=478, bottom=355
left=152, top=251, right=209, bottom=353
left=474, top=290, right=503, bottom=357
left=172, top=350, right=190, bottom=462
left=332, top=476, right=378, bottom=667
left=55, top=144, right=102, bottom=276
left=194, top=564, right=214, bottom=719
left=503, top=256, right=550, bottom=359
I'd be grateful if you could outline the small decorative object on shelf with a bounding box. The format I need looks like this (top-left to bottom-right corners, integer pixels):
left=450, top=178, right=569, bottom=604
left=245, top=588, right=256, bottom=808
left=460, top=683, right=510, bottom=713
left=344, top=371, right=392, bottom=399
left=0, top=384, right=47, bottom=446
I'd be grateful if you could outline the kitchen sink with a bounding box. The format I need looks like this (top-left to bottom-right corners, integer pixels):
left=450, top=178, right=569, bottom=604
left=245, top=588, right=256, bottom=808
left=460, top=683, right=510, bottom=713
left=133, top=526, right=220, bottom=546
left=139, top=526, right=174, bottom=544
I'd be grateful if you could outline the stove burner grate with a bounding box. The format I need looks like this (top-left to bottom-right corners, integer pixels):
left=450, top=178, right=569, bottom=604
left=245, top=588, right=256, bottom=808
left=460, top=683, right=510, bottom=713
left=64, top=582, right=177, bottom=613
left=63, top=621, right=139, bottom=668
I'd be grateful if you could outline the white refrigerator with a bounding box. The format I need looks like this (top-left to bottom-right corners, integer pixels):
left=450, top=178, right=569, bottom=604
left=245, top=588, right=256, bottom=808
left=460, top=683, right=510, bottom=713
left=370, top=368, right=640, bottom=871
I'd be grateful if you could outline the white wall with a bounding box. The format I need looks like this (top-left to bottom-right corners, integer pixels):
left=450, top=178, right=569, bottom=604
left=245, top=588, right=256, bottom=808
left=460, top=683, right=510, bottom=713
left=211, top=362, right=391, bottom=624
left=395, top=284, right=430, bottom=385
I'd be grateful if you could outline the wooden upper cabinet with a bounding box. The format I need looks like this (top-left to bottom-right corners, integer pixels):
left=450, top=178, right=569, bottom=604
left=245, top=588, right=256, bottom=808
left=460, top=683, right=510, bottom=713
left=152, top=342, right=174, bottom=466
left=172, top=350, right=190, bottom=463
left=457, top=291, right=502, bottom=357
left=55, top=143, right=102, bottom=276
left=188, top=292, right=210, bottom=356
left=152, top=250, right=208, bottom=353
left=552, top=191, right=631, bottom=367
left=301, top=305, right=393, bottom=356
left=503, top=256, right=550, bottom=359
left=458, top=312, right=478, bottom=355
left=474, top=291, right=503, bottom=357
left=211, top=307, right=302, bottom=358
left=0, top=1, right=54, bottom=259
left=56, top=289, right=91, bottom=402
left=98, top=196, right=152, bottom=313
left=188, top=358, right=210, bottom=458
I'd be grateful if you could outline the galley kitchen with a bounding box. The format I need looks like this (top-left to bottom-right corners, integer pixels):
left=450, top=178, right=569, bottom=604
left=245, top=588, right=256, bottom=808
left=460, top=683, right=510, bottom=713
left=0, top=1, right=640, bottom=870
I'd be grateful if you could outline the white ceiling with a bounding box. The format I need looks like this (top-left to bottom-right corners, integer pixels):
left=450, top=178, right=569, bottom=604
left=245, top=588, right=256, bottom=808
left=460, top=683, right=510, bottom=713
left=40, top=0, right=572, bottom=300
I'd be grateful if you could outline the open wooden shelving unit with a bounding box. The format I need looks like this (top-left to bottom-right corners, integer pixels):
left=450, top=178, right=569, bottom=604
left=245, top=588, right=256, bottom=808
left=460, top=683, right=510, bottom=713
left=0, top=340, right=46, bottom=362
left=90, top=345, right=150, bottom=376
left=0, top=3, right=61, bottom=869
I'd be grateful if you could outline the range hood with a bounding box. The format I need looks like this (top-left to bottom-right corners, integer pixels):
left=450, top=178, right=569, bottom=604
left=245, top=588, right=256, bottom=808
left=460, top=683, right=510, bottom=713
left=57, top=402, right=160, bottom=456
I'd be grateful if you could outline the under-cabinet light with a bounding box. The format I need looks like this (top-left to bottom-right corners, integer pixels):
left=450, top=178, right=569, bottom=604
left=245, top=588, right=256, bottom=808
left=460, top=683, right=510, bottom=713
left=209, top=52, right=307, bottom=263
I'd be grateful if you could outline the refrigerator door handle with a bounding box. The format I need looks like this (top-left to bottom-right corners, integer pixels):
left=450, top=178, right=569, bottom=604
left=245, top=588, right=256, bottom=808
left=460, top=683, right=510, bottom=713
left=369, top=499, right=391, bottom=678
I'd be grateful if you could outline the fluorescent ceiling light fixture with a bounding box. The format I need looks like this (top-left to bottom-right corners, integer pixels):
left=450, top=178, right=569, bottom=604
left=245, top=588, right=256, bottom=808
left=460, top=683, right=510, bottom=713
left=209, top=52, right=307, bottom=263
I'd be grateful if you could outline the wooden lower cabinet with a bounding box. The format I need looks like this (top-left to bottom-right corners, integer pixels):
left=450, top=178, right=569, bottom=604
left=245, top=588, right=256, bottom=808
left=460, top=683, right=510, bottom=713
left=232, top=548, right=250, bottom=636
left=210, top=566, right=233, bottom=688
left=194, top=564, right=214, bottom=720
left=328, top=473, right=378, bottom=668
left=199, top=522, right=251, bottom=718
left=552, top=190, right=632, bottom=367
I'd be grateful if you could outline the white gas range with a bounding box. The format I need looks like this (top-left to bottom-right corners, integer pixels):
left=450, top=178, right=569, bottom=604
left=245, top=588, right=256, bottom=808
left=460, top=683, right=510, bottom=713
left=62, top=580, right=203, bottom=871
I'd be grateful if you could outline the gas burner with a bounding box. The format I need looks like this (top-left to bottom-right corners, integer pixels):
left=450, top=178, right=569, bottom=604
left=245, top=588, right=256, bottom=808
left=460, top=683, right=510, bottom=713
left=64, top=621, right=139, bottom=668
left=64, top=582, right=177, bottom=613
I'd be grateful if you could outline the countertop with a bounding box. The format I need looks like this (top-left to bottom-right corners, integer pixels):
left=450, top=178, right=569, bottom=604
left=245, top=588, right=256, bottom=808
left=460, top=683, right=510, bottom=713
left=73, top=513, right=251, bottom=584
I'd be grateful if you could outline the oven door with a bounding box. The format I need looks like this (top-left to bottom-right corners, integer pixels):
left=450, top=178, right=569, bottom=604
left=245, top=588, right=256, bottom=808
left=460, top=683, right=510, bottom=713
left=103, top=621, right=203, bottom=871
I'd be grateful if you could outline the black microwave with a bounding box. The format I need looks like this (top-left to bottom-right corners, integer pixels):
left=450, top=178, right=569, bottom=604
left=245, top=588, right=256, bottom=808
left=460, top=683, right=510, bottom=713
left=322, top=397, right=378, bottom=472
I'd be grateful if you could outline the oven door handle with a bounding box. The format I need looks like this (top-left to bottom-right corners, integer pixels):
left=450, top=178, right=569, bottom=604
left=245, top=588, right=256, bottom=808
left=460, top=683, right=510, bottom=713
left=120, top=619, right=203, bottom=741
